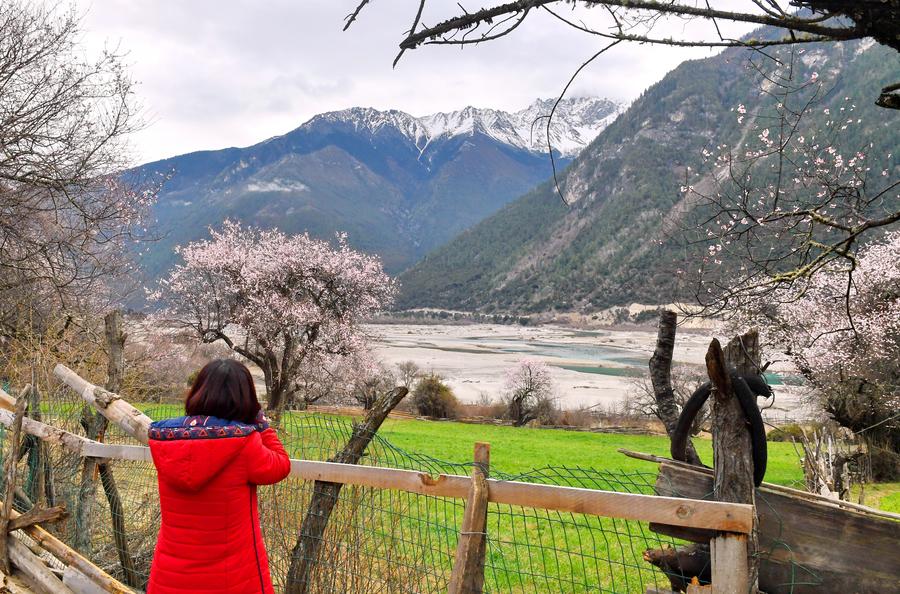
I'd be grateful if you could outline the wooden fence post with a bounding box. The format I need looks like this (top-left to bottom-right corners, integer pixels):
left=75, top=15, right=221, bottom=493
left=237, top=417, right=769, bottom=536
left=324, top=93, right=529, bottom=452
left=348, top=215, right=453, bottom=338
left=448, top=442, right=490, bottom=594
left=705, top=332, right=759, bottom=593
left=0, top=389, right=26, bottom=575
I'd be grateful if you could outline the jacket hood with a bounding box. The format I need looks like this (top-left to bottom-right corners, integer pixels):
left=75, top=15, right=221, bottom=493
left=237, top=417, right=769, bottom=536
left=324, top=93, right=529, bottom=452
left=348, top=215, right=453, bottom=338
left=149, top=415, right=259, bottom=492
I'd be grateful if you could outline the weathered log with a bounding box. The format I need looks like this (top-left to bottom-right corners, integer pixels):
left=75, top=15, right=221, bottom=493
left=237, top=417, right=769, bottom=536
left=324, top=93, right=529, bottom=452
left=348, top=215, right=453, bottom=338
left=706, top=333, right=758, bottom=592
left=15, top=512, right=132, bottom=593
left=649, top=310, right=701, bottom=466
left=285, top=386, right=408, bottom=594
left=7, top=536, right=76, bottom=594
left=7, top=505, right=67, bottom=532
left=0, top=410, right=90, bottom=457
left=448, top=442, right=490, bottom=594
left=53, top=364, right=151, bottom=445
left=0, top=390, right=27, bottom=574
left=62, top=566, right=106, bottom=594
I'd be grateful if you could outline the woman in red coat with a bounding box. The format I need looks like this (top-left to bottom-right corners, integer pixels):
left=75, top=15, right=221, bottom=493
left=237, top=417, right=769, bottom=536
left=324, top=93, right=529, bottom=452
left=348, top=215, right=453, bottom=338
left=147, top=359, right=291, bottom=594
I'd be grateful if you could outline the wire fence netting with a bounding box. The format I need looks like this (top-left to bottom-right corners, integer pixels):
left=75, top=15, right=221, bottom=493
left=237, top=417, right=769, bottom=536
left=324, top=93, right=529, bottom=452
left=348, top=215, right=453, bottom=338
left=0, top=385, right=788, bottom=594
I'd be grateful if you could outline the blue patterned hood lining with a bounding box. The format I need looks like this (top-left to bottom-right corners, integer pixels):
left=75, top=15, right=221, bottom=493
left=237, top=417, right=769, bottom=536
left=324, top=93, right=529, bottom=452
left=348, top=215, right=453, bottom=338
left=148, top=415, right=264, bottom=441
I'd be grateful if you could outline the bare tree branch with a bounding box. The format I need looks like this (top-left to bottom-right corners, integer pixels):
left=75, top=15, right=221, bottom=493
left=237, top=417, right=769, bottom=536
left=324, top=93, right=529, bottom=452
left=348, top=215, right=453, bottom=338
left=347, top=1, right=900, bottom=108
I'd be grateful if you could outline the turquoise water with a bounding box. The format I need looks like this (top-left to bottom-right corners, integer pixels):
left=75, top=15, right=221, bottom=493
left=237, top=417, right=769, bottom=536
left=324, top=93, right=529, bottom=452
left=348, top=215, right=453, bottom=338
left=553, top=364, right=643, bottom=378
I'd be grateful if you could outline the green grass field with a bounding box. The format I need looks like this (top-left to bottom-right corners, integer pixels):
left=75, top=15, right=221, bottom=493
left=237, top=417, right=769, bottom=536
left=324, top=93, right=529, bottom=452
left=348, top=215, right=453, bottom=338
left=293, top=415, right=900, bottom=591
left=120, top=404, right=899, bottom=512
left=372, top=416, right=807, bottom=487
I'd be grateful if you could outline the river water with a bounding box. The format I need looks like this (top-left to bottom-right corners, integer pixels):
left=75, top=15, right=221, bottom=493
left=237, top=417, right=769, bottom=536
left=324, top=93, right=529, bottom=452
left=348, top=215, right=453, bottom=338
left=368, top=323, right=808, bottom=418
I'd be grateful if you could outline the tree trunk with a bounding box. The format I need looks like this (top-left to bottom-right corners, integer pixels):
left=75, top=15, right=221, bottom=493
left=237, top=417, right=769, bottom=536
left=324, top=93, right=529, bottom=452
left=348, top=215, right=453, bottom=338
left=74, top=418, right=103, bottom=553
left=96, top=311, right=138, bottom=586
left=0, top=390, right=26, bottom=574
left=98, top=463, right=139, bottom=587
left=263, top=362, right=289, bottom=414
left=24, top=385, right=51, bottom=506
left=104, top=311, right=125, bottom=394
left=706, top=332, right=760, bottom=592
left=74, top=309, right=138, bottom=572
left=448, top=443, right=490, bottom=594
left=285, top=386, right=408, bottom=594
left=649, top=310, right=702, bottom=466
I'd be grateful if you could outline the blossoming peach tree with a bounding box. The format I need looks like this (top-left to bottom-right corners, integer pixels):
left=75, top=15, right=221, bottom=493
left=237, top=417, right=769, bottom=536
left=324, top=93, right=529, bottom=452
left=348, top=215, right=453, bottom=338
left=748, top=231, right=900, bottom=476
left=682, top=59, right=899, bottom=315
left=152, top=220, right=396, bottom=414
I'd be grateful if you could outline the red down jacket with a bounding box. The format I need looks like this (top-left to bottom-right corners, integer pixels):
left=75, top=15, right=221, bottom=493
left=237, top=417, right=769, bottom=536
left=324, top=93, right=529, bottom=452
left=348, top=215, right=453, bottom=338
left=147, top=415, right=291, bottom=594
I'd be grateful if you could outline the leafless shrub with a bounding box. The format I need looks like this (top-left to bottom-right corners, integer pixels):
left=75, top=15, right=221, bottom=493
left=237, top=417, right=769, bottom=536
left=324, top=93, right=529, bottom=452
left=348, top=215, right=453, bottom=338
left=459, top=392, right=507, bottom=419
left=503, top=359, right=555, bottom=427
left=350, top=364, right=396, bottom=411
left=0, top=1, right=155, bottom=334
left=626, top=365, right=710, bottom=435
left=394, top=361, right=421, bottom=390
left=122, top=329, right=234, bottom=403
left=552, top=407, right=598, bottom=429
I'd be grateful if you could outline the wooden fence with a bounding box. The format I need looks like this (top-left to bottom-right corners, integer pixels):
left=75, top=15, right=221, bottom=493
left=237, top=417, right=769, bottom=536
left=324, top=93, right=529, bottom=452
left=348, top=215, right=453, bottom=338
left=37, top=364, right=751, bottom=593
left=0, top=366, right=755, bottom=593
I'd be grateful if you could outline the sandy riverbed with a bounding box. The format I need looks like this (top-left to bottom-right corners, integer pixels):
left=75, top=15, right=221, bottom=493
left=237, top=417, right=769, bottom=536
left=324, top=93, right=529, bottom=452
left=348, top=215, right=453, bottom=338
left=367, top=323, right=811, bottom=420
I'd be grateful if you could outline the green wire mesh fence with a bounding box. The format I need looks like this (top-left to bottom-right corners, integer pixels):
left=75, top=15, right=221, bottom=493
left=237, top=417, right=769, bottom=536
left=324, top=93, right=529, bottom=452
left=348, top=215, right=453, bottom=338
left=0, top=385, right=795, bottom=594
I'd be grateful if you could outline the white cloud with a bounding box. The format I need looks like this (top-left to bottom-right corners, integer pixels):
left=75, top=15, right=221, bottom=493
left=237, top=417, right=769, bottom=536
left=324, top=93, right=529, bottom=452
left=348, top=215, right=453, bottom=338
left=74, top=0, right=758, bottom=163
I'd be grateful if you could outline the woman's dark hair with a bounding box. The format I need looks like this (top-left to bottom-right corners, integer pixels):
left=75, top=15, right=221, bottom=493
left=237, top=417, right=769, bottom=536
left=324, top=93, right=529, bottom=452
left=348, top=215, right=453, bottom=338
left=185, top=359, right=261, bottom=424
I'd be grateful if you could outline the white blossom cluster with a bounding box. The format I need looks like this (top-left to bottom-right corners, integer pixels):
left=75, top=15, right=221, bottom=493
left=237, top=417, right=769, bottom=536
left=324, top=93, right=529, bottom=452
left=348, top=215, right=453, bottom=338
left=151, top=220, right=396, bottom=399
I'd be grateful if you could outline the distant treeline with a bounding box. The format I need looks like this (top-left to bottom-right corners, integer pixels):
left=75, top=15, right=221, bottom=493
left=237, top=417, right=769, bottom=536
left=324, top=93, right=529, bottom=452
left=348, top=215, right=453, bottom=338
left=370, top=310, right=533, bottom=326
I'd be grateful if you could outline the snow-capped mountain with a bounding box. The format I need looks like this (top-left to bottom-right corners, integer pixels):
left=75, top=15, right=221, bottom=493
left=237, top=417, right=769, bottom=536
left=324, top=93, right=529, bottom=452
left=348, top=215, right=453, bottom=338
left=307, top=97, right=623, bottom=158
left=134, top=97, right=623, bottom=290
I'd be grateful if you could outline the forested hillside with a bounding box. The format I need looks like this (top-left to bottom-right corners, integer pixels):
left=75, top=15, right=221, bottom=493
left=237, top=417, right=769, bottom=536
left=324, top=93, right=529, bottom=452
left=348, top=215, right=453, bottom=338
left=397, top=39, right=899, bottom=313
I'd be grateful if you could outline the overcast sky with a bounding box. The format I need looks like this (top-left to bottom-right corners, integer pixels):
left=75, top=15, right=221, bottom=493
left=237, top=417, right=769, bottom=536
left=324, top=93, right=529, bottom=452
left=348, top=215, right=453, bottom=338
left=76, top=1, right=757, bottom=163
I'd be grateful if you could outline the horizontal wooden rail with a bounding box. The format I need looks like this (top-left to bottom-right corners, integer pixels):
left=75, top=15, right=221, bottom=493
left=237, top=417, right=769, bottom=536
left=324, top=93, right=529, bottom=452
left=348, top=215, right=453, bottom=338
left=0, top=408, right=91, bottom=455
left=80, top=442, right=152, bottom=462
left=620, top=447, right=900, bottom=523
left=293, top=460, right=752, bottom=532
left=50, top=365, right=753, bottom=534
left=0, top=407, right=152, bottom=463
left=27, top=439, right=753, bottom=533
left=53, top=364, right=152, bottom=444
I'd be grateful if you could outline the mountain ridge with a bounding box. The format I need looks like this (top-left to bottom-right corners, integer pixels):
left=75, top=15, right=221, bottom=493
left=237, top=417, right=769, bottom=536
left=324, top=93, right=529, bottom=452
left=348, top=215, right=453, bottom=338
left=136, top=97, right=623, bottom=283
